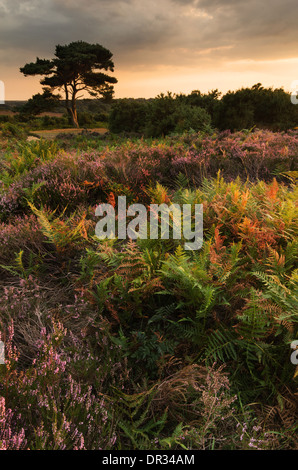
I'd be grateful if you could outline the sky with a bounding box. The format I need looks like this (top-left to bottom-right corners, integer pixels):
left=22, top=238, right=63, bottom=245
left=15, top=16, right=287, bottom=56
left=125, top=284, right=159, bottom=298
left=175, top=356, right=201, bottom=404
left=0, top=0, right=298, bottom=100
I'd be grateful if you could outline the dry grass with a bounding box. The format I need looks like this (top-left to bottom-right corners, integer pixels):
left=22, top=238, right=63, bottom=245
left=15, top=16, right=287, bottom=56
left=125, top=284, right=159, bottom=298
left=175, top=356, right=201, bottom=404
left=0, top=110, right=15, bottom=116
left=29, top=127, right=108, bottom=140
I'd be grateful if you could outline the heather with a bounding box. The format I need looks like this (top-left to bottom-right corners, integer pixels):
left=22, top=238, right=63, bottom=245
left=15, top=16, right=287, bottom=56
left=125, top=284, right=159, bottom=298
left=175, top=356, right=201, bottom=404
left=0, top=129, right=297, bottom=219
left=0, top=128, right=297, bottom=450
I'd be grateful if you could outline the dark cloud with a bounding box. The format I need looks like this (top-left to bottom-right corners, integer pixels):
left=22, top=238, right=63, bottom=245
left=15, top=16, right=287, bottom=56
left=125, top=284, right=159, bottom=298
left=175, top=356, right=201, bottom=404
left=0, top=0, right=297, bottom=59
left=0, top=0, right=297, bottom=97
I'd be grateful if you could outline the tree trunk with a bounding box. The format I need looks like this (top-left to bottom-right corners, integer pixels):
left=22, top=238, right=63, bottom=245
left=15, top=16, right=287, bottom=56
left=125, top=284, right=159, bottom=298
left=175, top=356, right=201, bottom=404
left=70, top=91, right=79, bottom=128
left=64, top=84, right=79, bottom=128
left=70, top=107, right=79, bottom=128
left=66, top=106, right=73, bottom=126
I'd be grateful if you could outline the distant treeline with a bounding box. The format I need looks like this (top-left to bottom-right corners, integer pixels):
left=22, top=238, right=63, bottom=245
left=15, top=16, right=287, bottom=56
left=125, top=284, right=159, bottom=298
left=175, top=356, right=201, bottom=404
left=0, top=98, right=110, bottom=130
left=109, top=84, right=298, bottom=136
left=1, top=83, right=297, bottom=134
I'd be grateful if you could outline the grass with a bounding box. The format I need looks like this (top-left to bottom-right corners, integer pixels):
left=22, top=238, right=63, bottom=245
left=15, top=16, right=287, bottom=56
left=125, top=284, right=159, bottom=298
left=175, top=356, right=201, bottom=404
left=30, top=127, right=108, bottom=140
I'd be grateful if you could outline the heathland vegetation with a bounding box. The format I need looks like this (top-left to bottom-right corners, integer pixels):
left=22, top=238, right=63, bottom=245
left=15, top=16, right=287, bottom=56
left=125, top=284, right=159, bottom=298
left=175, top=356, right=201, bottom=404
left=1, top=82, right=298, bottom=136
left=0, top=50, right=297, bottom=449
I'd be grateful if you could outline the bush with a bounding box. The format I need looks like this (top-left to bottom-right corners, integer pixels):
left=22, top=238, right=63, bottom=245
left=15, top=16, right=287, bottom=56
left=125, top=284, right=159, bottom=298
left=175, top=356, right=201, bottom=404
left=77, top=111, right=95, bottom=127
left=0, top=122, right=28, bottom=140
left=173, top=103, right=212, bottom=134
left=109, top=94, right=212, bottom=137
left=146, top=92, right=212, bottom=137
left=109, top=99, right=149, bottom=134
left=215, top=84, right=298, bottom=131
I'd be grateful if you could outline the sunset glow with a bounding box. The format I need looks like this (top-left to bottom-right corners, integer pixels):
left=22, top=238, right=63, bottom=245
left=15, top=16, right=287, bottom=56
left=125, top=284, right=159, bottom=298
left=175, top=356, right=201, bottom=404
left=0, top=0, right=297, bottom=100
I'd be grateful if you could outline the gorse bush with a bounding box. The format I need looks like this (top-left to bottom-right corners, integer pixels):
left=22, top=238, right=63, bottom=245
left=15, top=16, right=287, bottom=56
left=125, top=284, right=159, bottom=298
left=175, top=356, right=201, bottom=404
left=213, top=84, right=298, bottom=132
left=109, top=84, right=298, bottom=135
left=109, top=92, right=212, bottom=137
left=109, top=99, right=149, bottom=134
left=144, top=92, right=212, bottom=137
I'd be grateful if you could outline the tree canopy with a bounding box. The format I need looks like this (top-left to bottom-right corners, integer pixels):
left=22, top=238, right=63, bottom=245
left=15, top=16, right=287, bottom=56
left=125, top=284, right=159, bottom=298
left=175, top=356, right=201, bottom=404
left=19, top=89, right=61, bottom=116
left=20, top=41, right=117, bottom=127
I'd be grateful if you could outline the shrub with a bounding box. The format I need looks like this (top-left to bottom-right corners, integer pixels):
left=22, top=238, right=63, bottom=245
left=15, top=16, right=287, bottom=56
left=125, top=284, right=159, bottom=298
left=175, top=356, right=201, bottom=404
left=109, top=95, right=212, bottom=137
left=0, top=122, right=28, bottom=140
left=145, top=93, right=212, bottom=137
left=109, top=99, right=149, bottom=134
